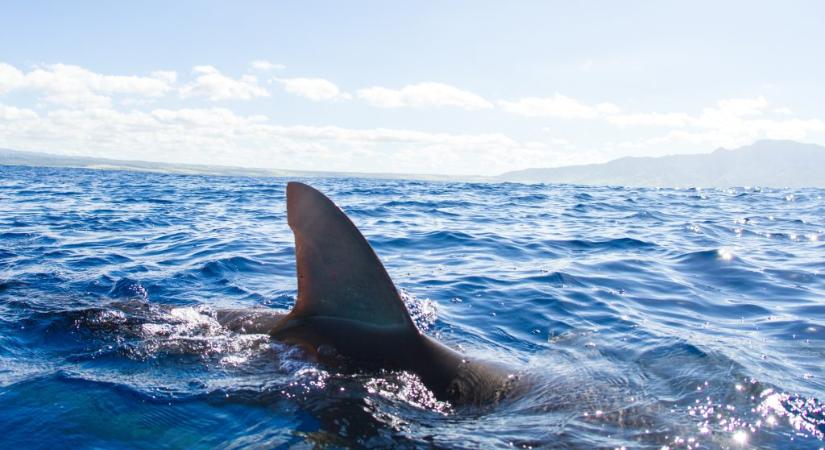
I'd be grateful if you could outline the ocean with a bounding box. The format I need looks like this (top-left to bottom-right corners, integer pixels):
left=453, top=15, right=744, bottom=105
left=0, top=164, right=823, bottom=448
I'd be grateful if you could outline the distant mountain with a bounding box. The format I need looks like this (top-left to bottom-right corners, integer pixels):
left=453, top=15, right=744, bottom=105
left=3, top=140, right=825, bottom=187
left=0, top=148, right=482, bottom=182
left=498, top=140, right=825, bottom=187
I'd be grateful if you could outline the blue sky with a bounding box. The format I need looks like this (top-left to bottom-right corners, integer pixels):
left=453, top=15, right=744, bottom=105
left=1, top=1, right=824, bottom=175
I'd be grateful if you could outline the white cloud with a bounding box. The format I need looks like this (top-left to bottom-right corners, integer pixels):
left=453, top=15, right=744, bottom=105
left=0, top=63, right=177, bottom=108
left=357, top=82, right=493, bottom=110
left=607, top=112, right=694, bottom=127
left=180, top=65, right=269, bottom=101
left=498, top=94, right=619, bottom=119
left=757, top=118, right=825, bottom=140
left=250, top=60, right=285, bottom=71
left=0, top=104, right=38, bottom=120
left=150, top=70, right=177, bottom=84
left=150, top=107, right=267, bottom=126
left=595, top=102, right=621, bottom=115
left=501, top=92, right=825, bottom=158
left=714, top=96, right=768, bottom=117
left=0, top=105, right=550, bottom=175
left=26, top=64, right=172, bottom=107
left=497, top=90, right=825, bottom=166
left=275, top=77, right=351, bottom=101
left=605, top=96, right=772, bottom=130
left=4, top=60, right=825, bottom=174
left=0, top=63, right=25, bottom=94
left=610, top=97, right=825, bottom=151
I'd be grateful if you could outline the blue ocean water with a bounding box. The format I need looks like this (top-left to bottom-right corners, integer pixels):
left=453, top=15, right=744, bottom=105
left=0, top=164, right=823, bottom=449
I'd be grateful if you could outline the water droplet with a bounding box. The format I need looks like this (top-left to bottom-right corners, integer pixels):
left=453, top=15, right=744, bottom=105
left=733, top=430, right=748, bottom=444
left=718, top=248, right=735, bottom=260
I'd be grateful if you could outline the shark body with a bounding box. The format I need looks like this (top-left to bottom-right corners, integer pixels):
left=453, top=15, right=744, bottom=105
left=217, top=182, right=517, bottom=405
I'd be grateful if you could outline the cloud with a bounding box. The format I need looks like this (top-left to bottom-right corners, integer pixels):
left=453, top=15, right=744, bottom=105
left=714, top=96, right=768, bottom=117
left=0, top=105, right=549, bottom=175
left=0, top=63, right=25, bottom=94
left=1, top=62, right=271, bottom=105
left=180, top=65, right=269, bottom=101
left=357, top=82, right=493, bottom=110
left=250, top=60, right=285, bottom=71
left=4, top=60, right=824, bottom=174
left=0, top=62, right=539, bottom=174
left=610, top=96, right=825, bottom=151
left=0, top=63, right=176, bottom=108
left=150, top=107, right=267, bottom=126
left=607, top=112, right=694, bottom=127
left=0, top=103, right=38, bottom=120
left=605, top=96, right=771, bottom=129
left=501, top=92, right=825, bottom=157
left=150, top=70, right=177, bottom=84
left=275, top=77, right=351, bottom=101
left=498, top=94, right=619, bottom=119
left=497, top=92, right=808, bottom=157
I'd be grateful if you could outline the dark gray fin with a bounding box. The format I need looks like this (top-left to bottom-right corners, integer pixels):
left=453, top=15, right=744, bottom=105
left=283, top=182, right=417, bottom=331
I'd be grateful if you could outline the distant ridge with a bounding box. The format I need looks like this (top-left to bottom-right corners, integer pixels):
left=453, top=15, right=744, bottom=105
left=498, top=140, right=825, bottom=188
left=0, top=148, right=481, bottom=183
left=3, top=140, right=825, bottom=187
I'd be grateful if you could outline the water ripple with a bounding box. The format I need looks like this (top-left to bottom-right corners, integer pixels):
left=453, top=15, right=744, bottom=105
left=1, top=165, right=824, bottom=448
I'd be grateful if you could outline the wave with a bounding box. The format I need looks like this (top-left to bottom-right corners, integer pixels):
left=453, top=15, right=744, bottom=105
left=1, top=165, right=824, bottom=448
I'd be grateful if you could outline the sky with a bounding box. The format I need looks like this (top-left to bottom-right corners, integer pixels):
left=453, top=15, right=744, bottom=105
left=1, top=1, right=824, bottom=175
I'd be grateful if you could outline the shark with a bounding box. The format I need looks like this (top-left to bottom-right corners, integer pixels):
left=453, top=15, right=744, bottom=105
left=216, top=182, right=518, bottom=405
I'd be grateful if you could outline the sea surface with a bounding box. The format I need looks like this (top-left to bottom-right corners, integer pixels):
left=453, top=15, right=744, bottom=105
left=1, top=164, right=824, bottom=449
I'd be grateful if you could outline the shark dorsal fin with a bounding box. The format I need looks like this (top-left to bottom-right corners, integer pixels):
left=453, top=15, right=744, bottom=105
left=285, top=182, right=417, bottom=331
